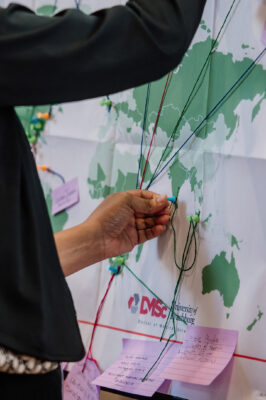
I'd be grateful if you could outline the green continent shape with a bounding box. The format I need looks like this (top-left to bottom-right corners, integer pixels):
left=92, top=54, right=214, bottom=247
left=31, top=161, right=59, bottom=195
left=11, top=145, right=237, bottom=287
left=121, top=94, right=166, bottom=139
left=252, top=97, right=265, bottom=121
left=36, top=5, right=57, bottom=16
left=87, top=138, right=154, bottom=199
left=88, top=163, right=139, bottom=199
left=247, top=308, right=263, bottom=331
left=202, top=251, right=240, bottom=308
left=116, top=37, right=265, bottom=141
left=203, top=213, right=212, bottom=224
left=46, top=191, right=68, bottom=234
left=136, top=244, right=144, bottom=263
left=231, top=235, right=240, bottom=250
left=89, top=36, right=265, bottom=201
left=87, top=163, right=112, bottom=199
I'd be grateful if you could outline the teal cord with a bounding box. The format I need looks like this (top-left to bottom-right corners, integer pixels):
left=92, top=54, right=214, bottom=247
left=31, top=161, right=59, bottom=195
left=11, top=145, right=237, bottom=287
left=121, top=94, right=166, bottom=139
left=146, top=0, right=238, bottom=188
left=142, top=199, right=199, bottom=381
left=123, top=263, right=186, bottom=324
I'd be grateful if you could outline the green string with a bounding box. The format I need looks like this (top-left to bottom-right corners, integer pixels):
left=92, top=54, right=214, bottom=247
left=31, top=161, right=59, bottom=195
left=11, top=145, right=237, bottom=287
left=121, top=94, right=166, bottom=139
left=127, top=3, right=235, bottom=381
left=141, top=198, right=199, bottom=381
left=147, top=0, right=238, bottom=188
left=138, top=71, right=173, bottom=188
left=160, top=204, right=198, bottom=340
left=123, top=263, right=186, bottom=324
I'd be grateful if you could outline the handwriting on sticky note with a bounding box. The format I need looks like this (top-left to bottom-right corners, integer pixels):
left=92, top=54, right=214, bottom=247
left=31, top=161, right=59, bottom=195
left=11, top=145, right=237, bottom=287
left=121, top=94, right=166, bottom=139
left=161, top=326, right=238, bottom=386
left=64, top=358, right=100, bottom=400
left=262, top=21, right=266, bottom=46
left=52, top=177, right=79, bottom=215
left=92, top=339, right=180, bottom=397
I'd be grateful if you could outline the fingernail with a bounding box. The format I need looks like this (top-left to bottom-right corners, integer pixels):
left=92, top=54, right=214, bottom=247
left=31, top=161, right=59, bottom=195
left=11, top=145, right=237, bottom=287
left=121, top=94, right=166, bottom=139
left=156, top=194, right=167, bottom=203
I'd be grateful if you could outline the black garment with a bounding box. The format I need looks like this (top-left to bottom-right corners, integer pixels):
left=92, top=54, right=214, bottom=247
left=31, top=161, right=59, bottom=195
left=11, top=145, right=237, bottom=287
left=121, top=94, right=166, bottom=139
left=0, top=368, right=62, bottom=399
left=0, top=0, right=206, bottom=361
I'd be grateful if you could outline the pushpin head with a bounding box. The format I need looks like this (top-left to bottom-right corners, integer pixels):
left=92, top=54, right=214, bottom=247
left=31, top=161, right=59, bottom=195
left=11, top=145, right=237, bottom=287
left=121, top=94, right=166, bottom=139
left=100, top=99, right=112, bottom=108
left=31, top=120, right=44, bottom=131
left=31, top=117, right=39, bottom=124
left=192, top=215, right=200, bottom=222
left=111, top=256, right=125, bottom=266
left=107, top=266, right=120, bottom=274
left=28, top=135, right=38, bottom=144
left=37, top=112, right=50, bottom=120
left=167, top=196, right=177, bottom=204
left=37, top=165, right=48, bottom=171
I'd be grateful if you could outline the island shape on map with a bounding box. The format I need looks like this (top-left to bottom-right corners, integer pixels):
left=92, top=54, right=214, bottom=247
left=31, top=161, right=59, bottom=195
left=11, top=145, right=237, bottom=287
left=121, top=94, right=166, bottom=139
left=202, top=251, right=240, bottom=308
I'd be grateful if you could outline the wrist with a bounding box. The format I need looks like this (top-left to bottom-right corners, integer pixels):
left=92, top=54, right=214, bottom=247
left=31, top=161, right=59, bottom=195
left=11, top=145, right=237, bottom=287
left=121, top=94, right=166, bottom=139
left=55, top=219, right=105, bottom=276
left=80, top=218, right=106, bottom=263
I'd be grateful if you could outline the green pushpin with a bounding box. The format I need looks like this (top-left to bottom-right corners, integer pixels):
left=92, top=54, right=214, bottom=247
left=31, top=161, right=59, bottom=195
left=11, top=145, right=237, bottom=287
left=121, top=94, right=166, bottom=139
left=192, top=215, right=200, bottom=222
left=30, top=120, right=44, bottom=132
left=187, top=211, right=200, bottom=223
left=28, top=136, right=38, bottom=144
left=111, top=256, right=125, bottom=266
left=100, top=99, right=112, bottom=108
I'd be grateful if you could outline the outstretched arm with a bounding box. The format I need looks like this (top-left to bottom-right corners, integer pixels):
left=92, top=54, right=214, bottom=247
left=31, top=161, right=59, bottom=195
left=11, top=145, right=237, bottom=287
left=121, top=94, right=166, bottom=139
left=54, top=190, right=170, bottom=276
left=0, top=0, right=206, bottom=106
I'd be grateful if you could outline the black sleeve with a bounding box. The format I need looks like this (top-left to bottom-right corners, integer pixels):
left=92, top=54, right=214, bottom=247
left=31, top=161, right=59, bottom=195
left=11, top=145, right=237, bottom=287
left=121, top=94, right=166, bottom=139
left=0, top=0, right=206, bottom=106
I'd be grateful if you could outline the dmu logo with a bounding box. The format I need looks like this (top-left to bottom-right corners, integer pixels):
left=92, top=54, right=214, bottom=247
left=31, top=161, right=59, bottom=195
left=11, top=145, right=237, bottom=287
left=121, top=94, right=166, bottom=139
left=128, top=294, right=167, bottom=319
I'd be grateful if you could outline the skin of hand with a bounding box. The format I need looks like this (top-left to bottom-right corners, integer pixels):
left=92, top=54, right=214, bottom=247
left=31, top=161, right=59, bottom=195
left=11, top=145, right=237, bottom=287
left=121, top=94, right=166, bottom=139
left=54, top=190, right=170, bottom=276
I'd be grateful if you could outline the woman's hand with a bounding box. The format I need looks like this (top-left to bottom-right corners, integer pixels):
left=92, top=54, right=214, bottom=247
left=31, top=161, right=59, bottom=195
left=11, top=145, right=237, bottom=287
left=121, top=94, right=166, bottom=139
left=86, top=190, right=170, bottom=260
left=55, top=190, right=170, bottom=276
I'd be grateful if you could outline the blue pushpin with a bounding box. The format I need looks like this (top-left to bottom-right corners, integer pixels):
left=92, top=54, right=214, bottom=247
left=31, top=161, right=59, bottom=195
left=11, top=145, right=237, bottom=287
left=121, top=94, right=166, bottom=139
left=106, top=265, right=120, bottom=275
left=167, top=196, right=177, bottom=204
left=31, top=117, right=39, bottom=124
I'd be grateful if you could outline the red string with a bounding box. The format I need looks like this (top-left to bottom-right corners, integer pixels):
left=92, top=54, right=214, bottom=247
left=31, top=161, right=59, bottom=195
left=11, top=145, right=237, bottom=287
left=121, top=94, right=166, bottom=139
left=139, top=72, right=171, bottom=189
left=82, top=272, right=116, bottom=372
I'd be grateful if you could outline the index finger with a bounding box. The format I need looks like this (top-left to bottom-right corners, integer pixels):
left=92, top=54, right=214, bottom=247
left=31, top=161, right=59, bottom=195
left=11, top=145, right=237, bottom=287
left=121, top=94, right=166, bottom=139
left=126, top=189, right=166, bottom=200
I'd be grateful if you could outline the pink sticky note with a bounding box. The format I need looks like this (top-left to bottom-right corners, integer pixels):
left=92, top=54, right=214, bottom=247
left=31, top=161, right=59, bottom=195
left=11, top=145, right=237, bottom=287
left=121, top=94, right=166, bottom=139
left=64, top=358, right=100, bottom=400
left=61, top=362, right=69, bottom=371
left=157, top=379, right=171, bottom=394
left=52, top=177, right=79, bottom=215
left=262, top=21, right=266, bottom=46
left=92, top=339, right=181, bottom=397
left=161, top=325, right=238, bottom=386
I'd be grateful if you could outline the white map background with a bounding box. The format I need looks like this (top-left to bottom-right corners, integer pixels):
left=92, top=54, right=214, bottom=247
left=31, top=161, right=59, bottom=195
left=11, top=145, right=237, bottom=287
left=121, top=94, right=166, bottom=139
left=2, top=0, right=266, bottom=398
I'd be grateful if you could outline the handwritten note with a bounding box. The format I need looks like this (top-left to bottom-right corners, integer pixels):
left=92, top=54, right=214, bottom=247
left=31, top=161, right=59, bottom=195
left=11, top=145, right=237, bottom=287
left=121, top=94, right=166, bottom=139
left=64, top=358, right=100, bottom=400
left=93, top=339, right=180, bottom=397
left=52, top=177, right=79, bottom=215
left=161, top=325, right=238, bottom=385
left=262, top=21, right=266, bottom=46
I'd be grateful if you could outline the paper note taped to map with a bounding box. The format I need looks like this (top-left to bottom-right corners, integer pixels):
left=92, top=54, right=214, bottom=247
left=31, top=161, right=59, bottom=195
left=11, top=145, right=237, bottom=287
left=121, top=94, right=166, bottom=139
left=93, top=338, right=180, bottom=397
left=64, top=358, right=100, bottom=400
left=161, top=325, right=238, bottom=385
left=52, top=177, right=79, bottom=215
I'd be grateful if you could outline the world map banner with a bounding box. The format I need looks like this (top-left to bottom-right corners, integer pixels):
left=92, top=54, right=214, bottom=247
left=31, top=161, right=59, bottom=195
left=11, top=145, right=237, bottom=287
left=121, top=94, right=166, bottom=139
left=8, top=0, right=266, bottom=398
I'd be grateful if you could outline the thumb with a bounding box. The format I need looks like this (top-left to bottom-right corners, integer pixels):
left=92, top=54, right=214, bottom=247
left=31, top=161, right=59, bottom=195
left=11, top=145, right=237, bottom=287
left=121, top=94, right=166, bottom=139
left=130, top=194, right=168, bottom=215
